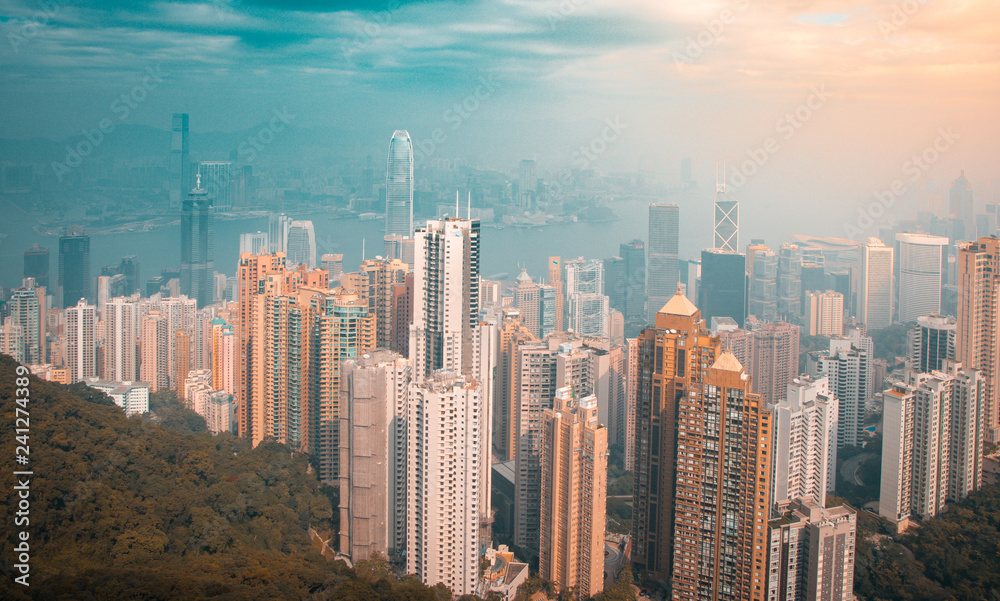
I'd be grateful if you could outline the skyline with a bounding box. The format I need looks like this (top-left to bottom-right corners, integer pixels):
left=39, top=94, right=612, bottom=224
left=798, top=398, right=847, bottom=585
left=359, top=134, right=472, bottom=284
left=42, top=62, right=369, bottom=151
left=1, top=1, right=997, bottom=244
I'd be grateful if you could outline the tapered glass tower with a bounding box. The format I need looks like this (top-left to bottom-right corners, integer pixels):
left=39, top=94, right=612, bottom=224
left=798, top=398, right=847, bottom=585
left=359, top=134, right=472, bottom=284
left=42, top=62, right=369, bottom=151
left=385, top=130, right=413, bottom=237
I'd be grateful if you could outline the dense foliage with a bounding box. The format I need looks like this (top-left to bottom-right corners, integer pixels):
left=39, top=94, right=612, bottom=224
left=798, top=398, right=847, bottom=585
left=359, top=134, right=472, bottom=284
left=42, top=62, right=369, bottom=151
left=0, top=356, right=476, bottom=600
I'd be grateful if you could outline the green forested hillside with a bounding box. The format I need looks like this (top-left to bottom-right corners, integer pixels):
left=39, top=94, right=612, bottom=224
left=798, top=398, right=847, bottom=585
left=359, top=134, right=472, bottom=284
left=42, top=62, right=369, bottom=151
left=0, top=355, right=467, bottom=600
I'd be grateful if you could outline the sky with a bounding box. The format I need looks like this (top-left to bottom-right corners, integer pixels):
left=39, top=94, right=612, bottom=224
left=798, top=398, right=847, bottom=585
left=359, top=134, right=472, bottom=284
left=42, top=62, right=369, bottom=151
left=1, top=0, right=998, bottom=241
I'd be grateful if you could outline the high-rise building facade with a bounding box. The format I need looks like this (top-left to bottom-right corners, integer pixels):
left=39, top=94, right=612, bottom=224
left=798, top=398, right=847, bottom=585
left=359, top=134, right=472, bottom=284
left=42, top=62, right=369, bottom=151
left=239, top=231, right=269, bottom=255
left=322, top=254, right=344, bottom=283
left=268, top=213, right=292, bottom=254
left=766, top=498, right=856, bottom=601
left=631, top=289, right=772, bottom=599
left=750, top=248, right=778, bottom=322
left=23, top=245, right=49, bottom=290
left=949, top=171, right=974, bottom=229
left=772, top=376, right=838, bottom=509
left=700, top=248, right=747, bottom=327
left=647, top=203, right=680, bottom=323
left=198, top=161, right=233, bottom=211
left=169, top=113, right=189, bottom=210
left=385, top=130, right=414, bottom=237
left=858, top=238, right=893, bottom=330
left=895, top=233, right=948, bottom=323
left=548, top=256, right=564, bottom=331
left=514, top=270, right=541, bottom=337
left=65, top=299, right=97, bottom=382
left=714, top=181, right=740, bottom=253
left=880, top=363, right=984, bottom=531
left=750, top=322, right=801, bottom=406
left=103, top=296, right=138, bottom=382
left=620, top=240, right=646, bottom=323
left=286, top=220, right=317, bottom=269
left=956, top=237, right=1000, bottom=442
left=6, top=278, right=45, bottom=365
left=777, top=243, right=803, bottom=322
left=140, top=310, right=170, bottom=392
left=180, top=180, right=215, bottom=308
left=807, top=338, right=870, bottom=448
left=58, top=225, right=90, bottom=309
left=806, top=290, right=844, bottom=337
left=908, top=314, right=956, bottom=373
left=539, top=387, right=607, bottom=600
left=338, top=351, right=411, bottom=564
left=410, top=217, right=481, bottom=379
left=405, top=373, right=484, bottom=598
left=360, top=257, right=409, bottom=350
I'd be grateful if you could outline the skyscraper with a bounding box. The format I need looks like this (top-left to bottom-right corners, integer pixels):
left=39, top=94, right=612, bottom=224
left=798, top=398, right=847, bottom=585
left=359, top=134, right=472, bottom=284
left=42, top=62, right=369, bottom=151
left=513, top=269, right=541, bottom=337
left=631, top=288, right=771, bottom=598
left=406, top=372, right=484, bottom=598
left=286, top=220, right=317, bottom=269
left=777, top=243, right=803, bottom=322
left=647, top=203, right=680, bottom=323
left=895, top=233, right=948, bottom=323
left=950, top=170, right=974, bottom=227
left=180, top=177, right=214, bottom=308
left=169, top=113, right=190, bottom=210
left=140, top=310, right=169, bottom=392
left=749, top=321, right=801, bottom=406
left=58, top=225, right=90, bottom=309
left=807, top=338, right=870, bottom=448
left=749, top=248, right=778, bottom=322
left=338, top=350, right=411, bottom=564
left=880, top=363, right=984, bottom=531
left=321, top=253, right=344, bottom=283
left=548, top=256, right=564, bottom=331
left=6, top=278, right=45, bottom=365
left=620, top=240, right=646, bottom=323
left=198, top=161, right=233, bottom=211
left=858, top=238, right=893, bottom=330
left=957, top=237, right=1000, bottom=442
left=766, top=498, right=856, bottom=601
left=806, top=290, right=844, bottom=336
left=772, top=376, right=838, bottom=509
left=119, top=255, right=140, bottom=295
left=385, top=130, right=414, bottom=237
left=360, top=257, right=408, bottom=350
left=268, top=213, right=292, bottom=254
left=103, top=296, right=138, bottom=382
left=239, top=231, right=269, bottom=255
left=410, top=217, right=482, bottom=379
left=908, top=314, right=957, bottom=373
left=519, top=159, right=537, bottom=208
left=23, top=245, right=49, bottom=290
left=714, top=177, right=739, bottom=253
left=699, top=248, right=747, bottom=327
left=538, top=387, right=607, bottom=600
left=65, top=299, right=97, bottom=382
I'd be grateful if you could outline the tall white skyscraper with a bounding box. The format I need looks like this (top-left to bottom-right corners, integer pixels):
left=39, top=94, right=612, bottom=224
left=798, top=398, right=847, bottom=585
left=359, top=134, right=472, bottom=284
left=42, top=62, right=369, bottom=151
left=410, top=217, right=481, bottom=379
left=268, top=213, right=292, bottom=254
left=772, top=376, right=839, bottom=509
left=103, top=296, right=139, bottom=382
left=895, top=233, right=948, bottom=323
left=198, top=161, right=234, bottom=211
left=564, top=258, right=609, bottom=338
left=807, top=338, right=870, bottom=448
left=386, top=130, right=414, bottom=237
left=65, top=299, right=97, bottom=382
left=239, top=231, right=269, bottom=255
left=647, top=203, right=680, bottom=323
left=406, top=373, right=484, bottom=597
left=285, top=220, right=316, bottom=269
left=859, top=237, right=893, bottom=330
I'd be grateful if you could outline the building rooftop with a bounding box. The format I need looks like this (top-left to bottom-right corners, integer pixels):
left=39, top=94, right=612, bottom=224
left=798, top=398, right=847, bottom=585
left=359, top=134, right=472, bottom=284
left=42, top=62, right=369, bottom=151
left=660, top=285, right=699, bottom=317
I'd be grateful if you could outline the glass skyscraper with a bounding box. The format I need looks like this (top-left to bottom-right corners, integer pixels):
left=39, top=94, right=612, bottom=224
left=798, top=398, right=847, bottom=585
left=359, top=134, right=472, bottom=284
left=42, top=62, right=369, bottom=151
left=385, top=130, right=413, bottom=237
left=180, top=177, right=215, bottom=308
left=647, top=203, right=679, bottom=323
left=58, top=225, right=90, bottom=308
left=169, top=113, right=189, bottom=210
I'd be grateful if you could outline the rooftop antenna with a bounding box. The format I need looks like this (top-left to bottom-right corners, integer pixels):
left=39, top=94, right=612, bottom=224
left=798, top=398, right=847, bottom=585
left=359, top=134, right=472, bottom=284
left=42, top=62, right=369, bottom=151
left=455, top=190, right=459, bottom=217
left=362, top=237, right=365, bottom=261
left=196, top=173, right=202, bottom=190
left=467, top=191, right=472, bottom=219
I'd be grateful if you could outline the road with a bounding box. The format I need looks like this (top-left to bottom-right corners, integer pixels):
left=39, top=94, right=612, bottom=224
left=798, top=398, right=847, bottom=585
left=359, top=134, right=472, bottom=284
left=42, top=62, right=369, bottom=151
left=841, top=452, right=874, bottom=486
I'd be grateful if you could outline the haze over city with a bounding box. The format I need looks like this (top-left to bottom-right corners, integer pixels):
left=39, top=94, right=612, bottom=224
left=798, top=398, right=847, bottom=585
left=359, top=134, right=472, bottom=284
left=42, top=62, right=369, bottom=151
left=1, top=1, right=1000, bottom=601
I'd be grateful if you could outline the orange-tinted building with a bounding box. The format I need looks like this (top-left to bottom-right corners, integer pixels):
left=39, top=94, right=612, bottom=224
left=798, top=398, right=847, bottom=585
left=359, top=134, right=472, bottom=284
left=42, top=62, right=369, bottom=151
left=632, top=287, right=772, bottom=600
left=957, top=237, right=1000, bottom=442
